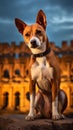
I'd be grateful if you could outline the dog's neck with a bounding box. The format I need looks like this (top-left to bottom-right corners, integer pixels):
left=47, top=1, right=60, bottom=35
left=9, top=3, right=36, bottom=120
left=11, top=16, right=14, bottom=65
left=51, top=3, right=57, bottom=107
left=30, top=41, right=46, bottom=55
left=30, top=38, right=51, bottom=58
left=32, top=48, right=51, bottom=58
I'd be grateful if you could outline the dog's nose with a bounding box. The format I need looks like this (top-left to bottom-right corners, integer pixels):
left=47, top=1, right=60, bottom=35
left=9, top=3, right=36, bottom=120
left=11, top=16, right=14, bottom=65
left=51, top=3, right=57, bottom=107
left=30, top=39, right=38, bottom=48
left=31, top=39, right=36, bottom=45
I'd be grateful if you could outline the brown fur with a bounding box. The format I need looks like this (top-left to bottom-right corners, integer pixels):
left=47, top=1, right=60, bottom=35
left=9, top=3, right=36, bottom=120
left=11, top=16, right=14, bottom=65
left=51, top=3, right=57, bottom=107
left=15, top=10, right=67, bottom=120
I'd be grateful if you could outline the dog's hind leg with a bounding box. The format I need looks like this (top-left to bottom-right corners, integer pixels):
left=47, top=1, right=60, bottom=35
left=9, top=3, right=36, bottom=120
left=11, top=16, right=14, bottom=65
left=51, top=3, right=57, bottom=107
left=58, top=89, right=68, bottom=116
left=34, top=91, right=45, bottom=118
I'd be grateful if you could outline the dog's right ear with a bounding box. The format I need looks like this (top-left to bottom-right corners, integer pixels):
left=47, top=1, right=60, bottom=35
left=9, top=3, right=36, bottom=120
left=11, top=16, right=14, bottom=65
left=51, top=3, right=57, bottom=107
left=15, top=18, right=27, bottom=34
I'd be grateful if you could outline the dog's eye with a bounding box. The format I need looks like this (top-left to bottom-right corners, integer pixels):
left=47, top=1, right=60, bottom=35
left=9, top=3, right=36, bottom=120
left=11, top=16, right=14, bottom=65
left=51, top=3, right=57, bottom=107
left=25, top=32, right=30, bottom=37
left=36, top=30, right=42, bottom=35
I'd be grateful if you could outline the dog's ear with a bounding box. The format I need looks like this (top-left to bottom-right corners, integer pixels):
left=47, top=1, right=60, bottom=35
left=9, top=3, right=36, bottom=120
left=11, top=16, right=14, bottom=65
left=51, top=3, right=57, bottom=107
left=36, top=10, right=47, bottom=30
left=15, top=18, right=27, bottom=34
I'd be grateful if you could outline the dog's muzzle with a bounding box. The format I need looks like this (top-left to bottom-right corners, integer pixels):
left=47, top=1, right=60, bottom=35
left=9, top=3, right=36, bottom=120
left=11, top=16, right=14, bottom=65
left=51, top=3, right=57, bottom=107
left=30, top=39, right=38, bottom=48
left=30, top=37, right=41, bottom=48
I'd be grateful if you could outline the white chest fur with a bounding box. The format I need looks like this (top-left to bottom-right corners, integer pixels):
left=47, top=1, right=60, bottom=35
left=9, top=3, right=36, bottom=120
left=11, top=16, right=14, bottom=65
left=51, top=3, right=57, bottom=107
left=31, top=57, right=53, bottom=83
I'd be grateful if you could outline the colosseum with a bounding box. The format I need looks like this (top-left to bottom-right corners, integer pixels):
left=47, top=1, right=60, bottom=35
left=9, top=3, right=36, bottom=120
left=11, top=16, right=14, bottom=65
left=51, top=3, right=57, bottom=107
left=0, top=40, right=73, bottom=112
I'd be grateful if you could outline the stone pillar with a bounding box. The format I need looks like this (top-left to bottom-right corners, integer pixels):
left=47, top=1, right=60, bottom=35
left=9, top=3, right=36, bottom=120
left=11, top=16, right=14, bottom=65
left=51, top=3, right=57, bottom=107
left=8, top=85, right=13, bottom=109
left=7, top=90, right=11, bottom=109
left=20, top=85, right=24, bottom=111
left=10, top=85, right=14, bottom=110
left=20, top=80, right=30, bottom=112
left=9, top=64, right=13, bottom=82
left=23, top=80, right=30, bottom=112
left=0, top=86, right=2, bottom=108
left=66, top=62, right=71, bottom=82
left=20, top=64, right=24, bottom=79
left=67, top=87, right=71, bottom=108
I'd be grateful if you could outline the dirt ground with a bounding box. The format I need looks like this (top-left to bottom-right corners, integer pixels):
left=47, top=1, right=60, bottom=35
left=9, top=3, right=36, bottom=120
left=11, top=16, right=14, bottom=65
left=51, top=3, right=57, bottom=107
left=0, top=109, right=73, bottom=130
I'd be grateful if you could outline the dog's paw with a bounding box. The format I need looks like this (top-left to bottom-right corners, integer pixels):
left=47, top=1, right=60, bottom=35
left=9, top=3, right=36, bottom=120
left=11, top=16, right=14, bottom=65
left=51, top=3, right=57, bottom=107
left=52, top=113, right=65, bottom=120
left=25, top=114, right=35, bottom=121
left=52, top=113, right=64, bottom=120
left=52, top=114, right=60, bottom=120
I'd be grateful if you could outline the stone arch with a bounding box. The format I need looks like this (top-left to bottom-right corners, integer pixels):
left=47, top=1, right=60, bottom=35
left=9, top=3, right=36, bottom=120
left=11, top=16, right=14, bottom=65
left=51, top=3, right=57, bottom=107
left=26, top=91, right=30, bottom=101
left=14, top=92, right=20, bottom=110
left=15, top=69, right=20, bottom=76
left=3, top=69, right=10, bottom=78
left=2, top=92, right=9, bottom=109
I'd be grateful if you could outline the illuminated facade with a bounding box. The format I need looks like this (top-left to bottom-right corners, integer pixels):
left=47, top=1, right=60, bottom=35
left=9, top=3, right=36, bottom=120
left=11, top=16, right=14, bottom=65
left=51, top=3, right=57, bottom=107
left=0, top=40, right=73, bottom=112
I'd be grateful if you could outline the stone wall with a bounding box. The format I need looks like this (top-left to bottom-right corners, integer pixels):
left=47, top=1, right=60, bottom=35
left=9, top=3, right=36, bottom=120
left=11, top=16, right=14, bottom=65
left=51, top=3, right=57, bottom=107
left=0, top=40, right=73, bottom=112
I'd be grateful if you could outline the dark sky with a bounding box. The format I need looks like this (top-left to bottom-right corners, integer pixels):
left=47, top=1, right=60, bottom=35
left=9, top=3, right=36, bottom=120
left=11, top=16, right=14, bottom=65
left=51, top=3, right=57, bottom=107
left=0, top=0, right=73, bottom=46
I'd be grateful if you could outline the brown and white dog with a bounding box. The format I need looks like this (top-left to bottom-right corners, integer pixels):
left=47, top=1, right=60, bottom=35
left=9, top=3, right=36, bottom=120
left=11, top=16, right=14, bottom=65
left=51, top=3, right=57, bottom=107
left=15, top=10, right=67, bottom=120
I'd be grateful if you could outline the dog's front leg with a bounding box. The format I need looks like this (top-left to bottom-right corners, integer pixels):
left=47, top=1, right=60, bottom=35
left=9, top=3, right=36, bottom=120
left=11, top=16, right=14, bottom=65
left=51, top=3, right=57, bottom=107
left=25, top=80, right=36, bottom=120
left=52, top=79, right=60, bottom=120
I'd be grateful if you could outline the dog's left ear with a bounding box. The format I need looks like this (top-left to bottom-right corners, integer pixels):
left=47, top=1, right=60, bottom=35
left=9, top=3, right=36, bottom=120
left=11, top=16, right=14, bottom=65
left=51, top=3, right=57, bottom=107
left=36, top=10, right=47, bottom=30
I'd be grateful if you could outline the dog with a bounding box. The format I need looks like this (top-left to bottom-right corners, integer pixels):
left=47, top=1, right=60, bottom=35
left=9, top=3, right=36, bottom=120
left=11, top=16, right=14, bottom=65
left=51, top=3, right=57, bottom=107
left=15, top=10, right=67, bottom=120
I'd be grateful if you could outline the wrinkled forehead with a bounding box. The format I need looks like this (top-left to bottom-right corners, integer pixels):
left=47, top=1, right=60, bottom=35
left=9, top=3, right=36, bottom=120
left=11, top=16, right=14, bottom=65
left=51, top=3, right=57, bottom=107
left=23, top=23, right=45, bottom=34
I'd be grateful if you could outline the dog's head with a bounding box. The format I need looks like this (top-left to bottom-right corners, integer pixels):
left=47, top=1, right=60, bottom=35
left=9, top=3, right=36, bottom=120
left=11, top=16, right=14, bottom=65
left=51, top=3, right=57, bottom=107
left=15, top=10, right=49, bottom=54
